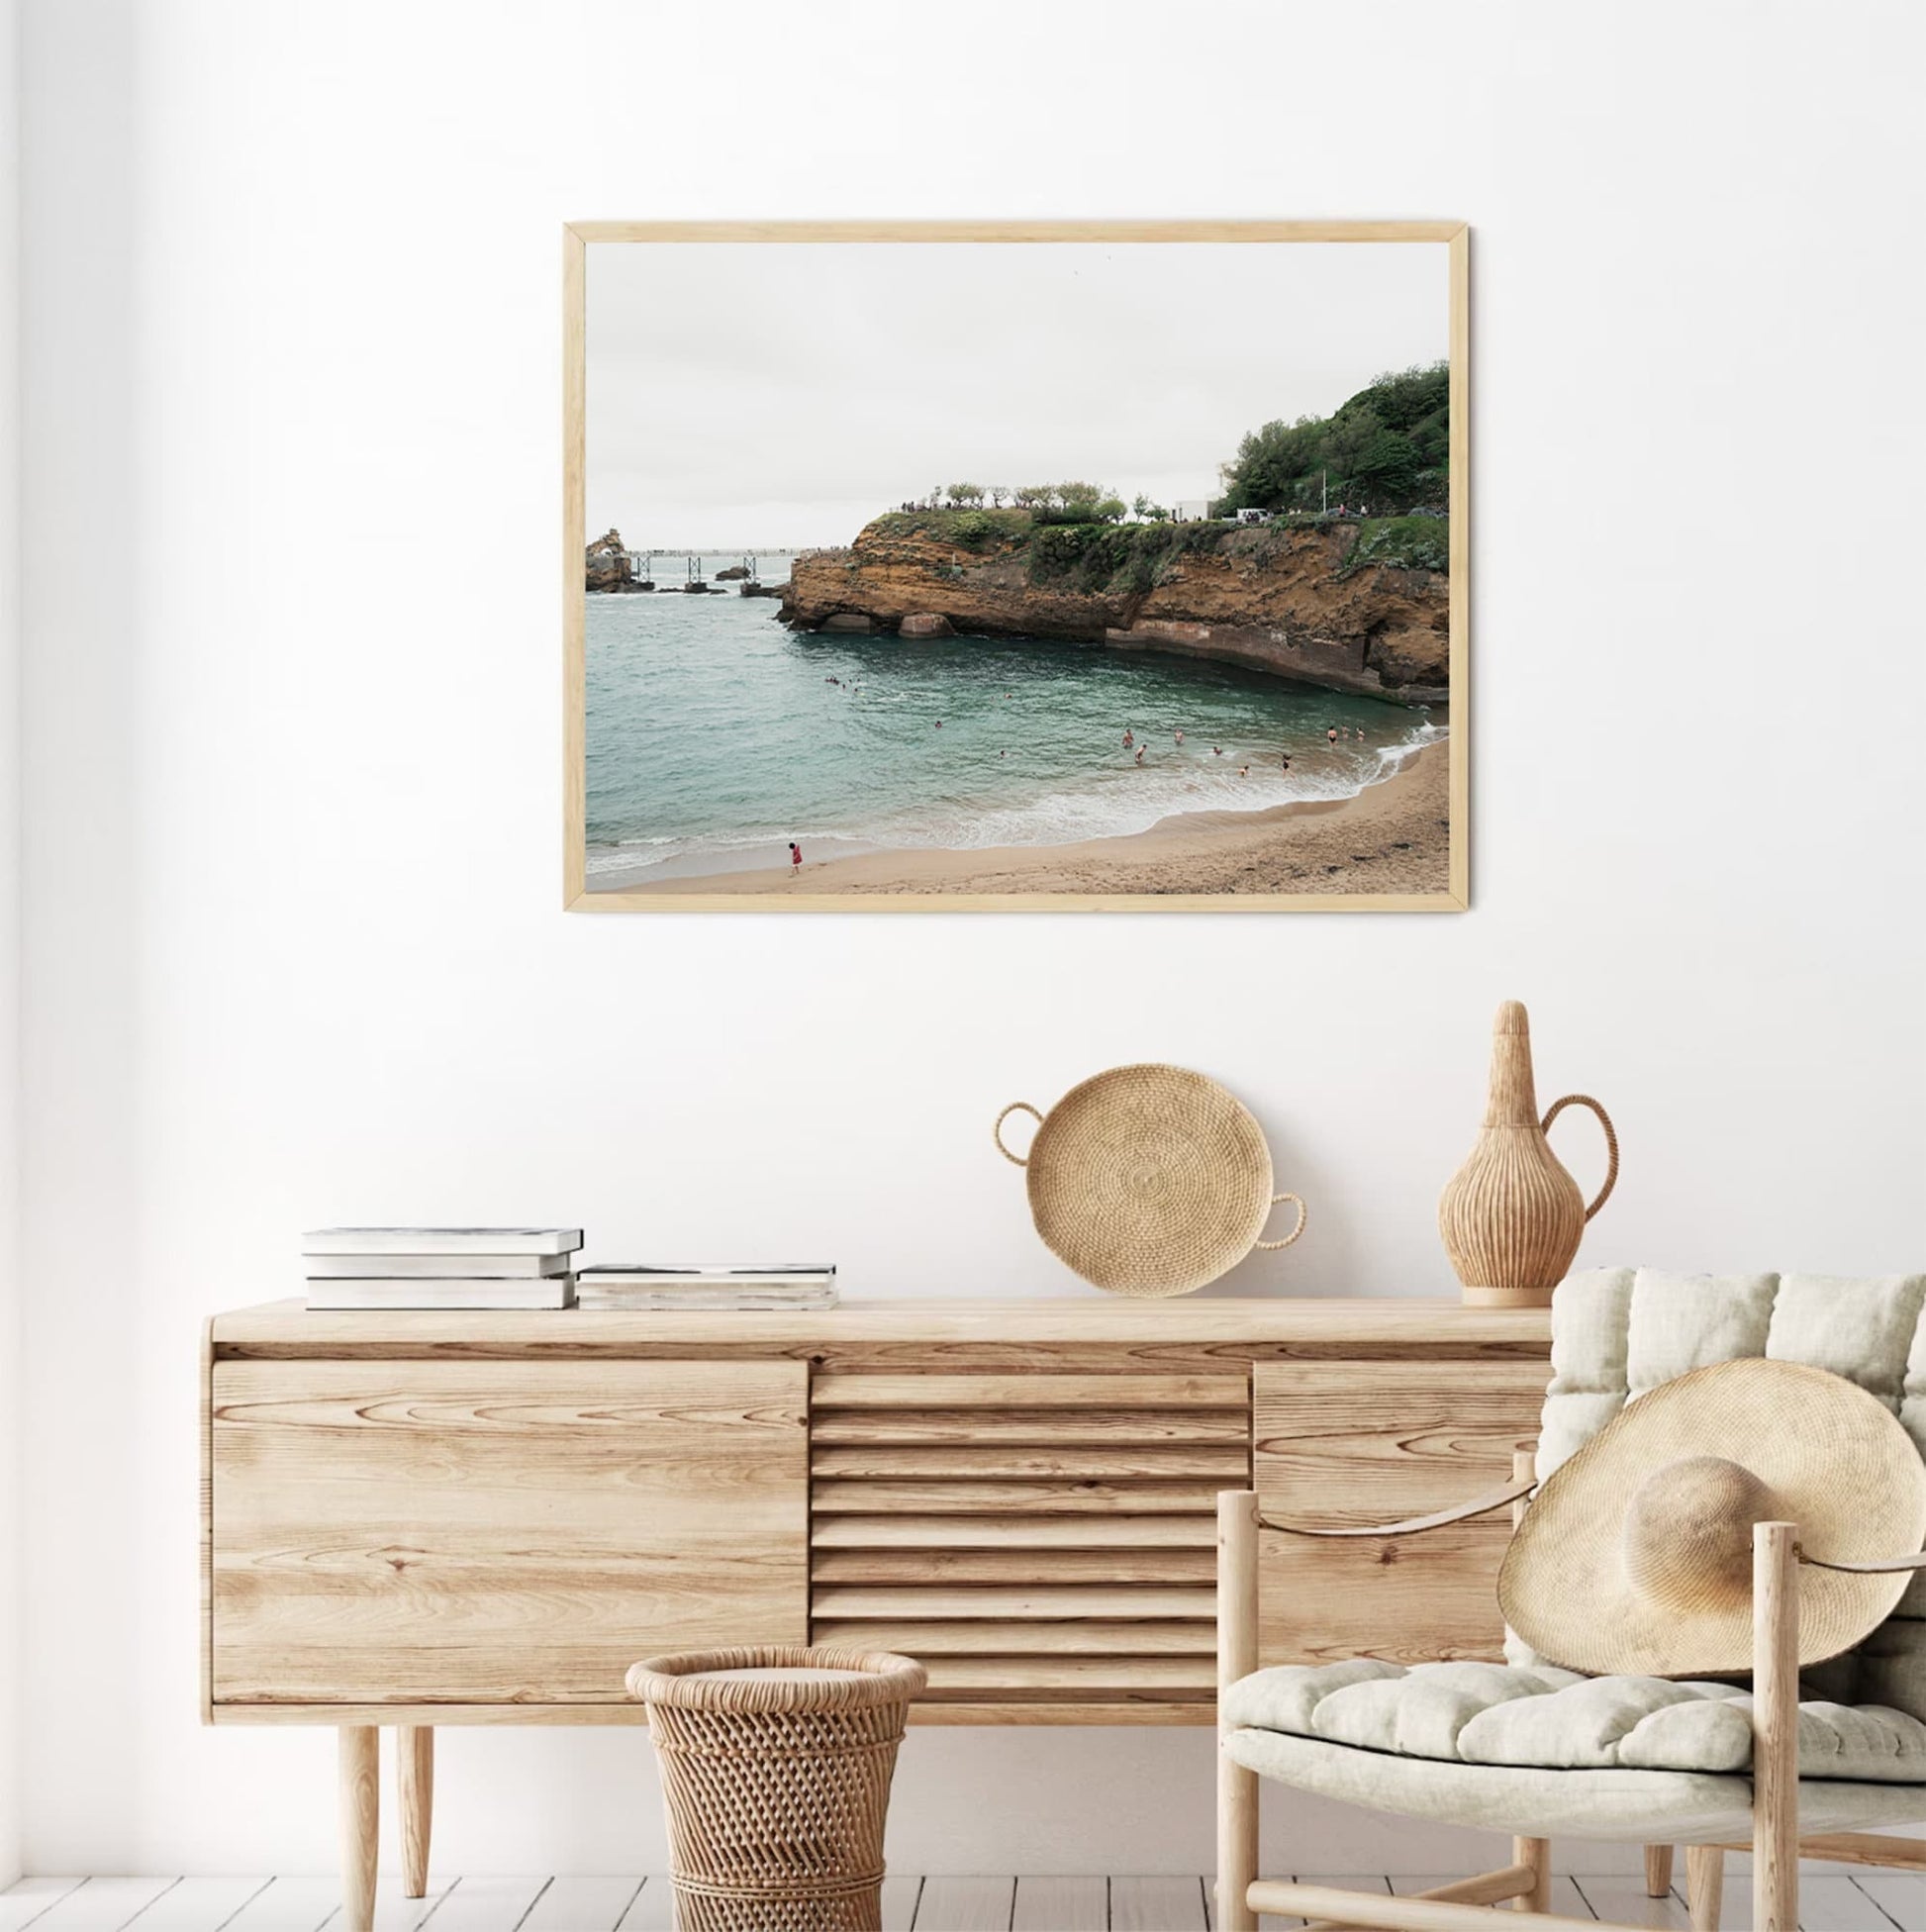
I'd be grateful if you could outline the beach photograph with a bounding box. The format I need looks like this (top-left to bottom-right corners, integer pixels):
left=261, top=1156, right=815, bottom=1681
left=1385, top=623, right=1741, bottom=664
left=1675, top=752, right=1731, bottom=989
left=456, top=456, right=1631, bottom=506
left=565, top=225, right=1465, bottom=910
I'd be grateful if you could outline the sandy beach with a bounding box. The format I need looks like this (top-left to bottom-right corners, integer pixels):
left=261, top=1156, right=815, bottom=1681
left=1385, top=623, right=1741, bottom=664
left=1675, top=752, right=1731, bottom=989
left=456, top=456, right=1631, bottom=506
left=600, top=739, right=1451, bottom=900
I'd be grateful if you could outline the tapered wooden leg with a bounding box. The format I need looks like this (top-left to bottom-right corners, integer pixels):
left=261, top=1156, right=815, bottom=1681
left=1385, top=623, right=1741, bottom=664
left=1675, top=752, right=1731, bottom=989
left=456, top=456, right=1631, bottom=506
left=339, top=1725, right=379, bottom=1932
left=1644, top=1846, right=1675, bottom=1898
left=1752, top=1523, right=1799, bottom=1932
left=399, top=1725, right=433, bottom=1898
left=1685, top=1846, right=1724, bottom=1931
left=1512, top=1837, right=1551, bottom=1913
left=1217, top=1491, right=1260, bottom=1932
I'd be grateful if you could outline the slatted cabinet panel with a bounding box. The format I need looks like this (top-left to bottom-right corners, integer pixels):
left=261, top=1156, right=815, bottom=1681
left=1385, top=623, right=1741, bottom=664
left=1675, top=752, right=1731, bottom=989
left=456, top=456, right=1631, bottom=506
left=1254, top=1359, right=1545, bottom=1667
left=809, top=1372, right=1248, bottom=1712
left=211, top=1360, right=808, bottom=1706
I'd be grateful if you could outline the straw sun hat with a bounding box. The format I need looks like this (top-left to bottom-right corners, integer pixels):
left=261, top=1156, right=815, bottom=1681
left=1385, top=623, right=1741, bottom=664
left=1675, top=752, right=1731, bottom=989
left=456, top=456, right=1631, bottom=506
left=1499, top=1358, right=1926, bottom=1678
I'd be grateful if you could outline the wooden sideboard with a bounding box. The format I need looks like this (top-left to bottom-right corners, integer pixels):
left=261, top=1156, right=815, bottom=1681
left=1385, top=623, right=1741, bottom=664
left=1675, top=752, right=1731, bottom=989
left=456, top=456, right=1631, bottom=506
left=203, top=1297, right=1549, bottom=1922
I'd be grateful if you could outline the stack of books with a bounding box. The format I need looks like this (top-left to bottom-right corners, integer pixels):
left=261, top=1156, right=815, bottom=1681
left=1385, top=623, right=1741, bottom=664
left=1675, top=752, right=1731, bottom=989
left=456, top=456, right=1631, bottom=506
left=303, top=1228, right=583, bottom=1309
left=575, top=1263, right=837, bottom=1311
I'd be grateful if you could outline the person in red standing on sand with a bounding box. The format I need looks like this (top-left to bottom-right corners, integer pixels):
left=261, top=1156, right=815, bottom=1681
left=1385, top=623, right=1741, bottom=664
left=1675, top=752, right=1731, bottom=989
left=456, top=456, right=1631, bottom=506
left=788, top=841, right=802, bottom=878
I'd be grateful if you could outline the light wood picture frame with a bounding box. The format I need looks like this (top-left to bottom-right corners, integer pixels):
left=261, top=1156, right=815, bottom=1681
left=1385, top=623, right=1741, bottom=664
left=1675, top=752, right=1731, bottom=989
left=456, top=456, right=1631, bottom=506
left=564, top=221, right=1469, bottom=913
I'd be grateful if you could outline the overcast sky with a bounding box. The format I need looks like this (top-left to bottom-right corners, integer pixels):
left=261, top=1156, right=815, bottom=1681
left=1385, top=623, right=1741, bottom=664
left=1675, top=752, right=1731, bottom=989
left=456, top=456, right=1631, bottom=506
left=587, top=242, right=1449, bottom=550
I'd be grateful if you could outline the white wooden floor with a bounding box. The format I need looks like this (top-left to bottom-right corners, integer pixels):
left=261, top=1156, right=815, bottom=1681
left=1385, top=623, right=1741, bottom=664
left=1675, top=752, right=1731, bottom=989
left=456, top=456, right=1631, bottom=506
left=0, top=1870, right=1919, bottom=1932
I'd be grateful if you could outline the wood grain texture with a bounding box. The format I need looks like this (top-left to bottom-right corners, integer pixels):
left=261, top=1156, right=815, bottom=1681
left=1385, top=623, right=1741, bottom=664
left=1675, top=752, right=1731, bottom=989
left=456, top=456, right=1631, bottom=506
left=339, top=1726, right=379, bottom=1932
left=815, top=1478, right=1225, bottom=1516
left=211, top=1297, right=1549, bottom=1357
left=917, top=1656, right=1215, bottom=1692
left=561, top=226, right=587, bottom=909
left=1446, top=222, right=1470, bottom=909
left=812, top=1512, right=1221, bottom=1549
left=1644, top=1844, right=1674, bottom=1899
left=1217, top=1491, right=1260, bottom=1932
left=813, top=1547, right=1215, bottom=1585
left=813, top=1406, right=1250, bottom=1446
left=814, top=1372, right=1250, bottom=1409
left=201, top=1319, right=215, bottom=1725
left=1255, top=1359, right=1543, bottom=1665
left=812, top=1618, right=1215, bottom=1655
left=1685, top=1846, right=1721, bottom=1932
left=813, top=1585, right=1214, bottom=1619
left=203, top=1298, right=1547, bottom=1729
left=212, top=1360, right=806, bottom=1705
left=568, top=220, right=1465, bottom=244
left=1751, top=1522, right=1799, bottom=1932
left=812, top=1444, right=1250, bottom=1480
left=398, top=1726, right=432, bottom=1898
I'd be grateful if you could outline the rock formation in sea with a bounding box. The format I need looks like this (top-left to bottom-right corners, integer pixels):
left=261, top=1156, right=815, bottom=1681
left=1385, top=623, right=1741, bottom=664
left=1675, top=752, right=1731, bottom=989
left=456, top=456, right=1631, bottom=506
left=714, top=564, right=750, bottom=581
left=780, top=513, right=1448, bottom=704
left=585, top=529, right=632, bottom=593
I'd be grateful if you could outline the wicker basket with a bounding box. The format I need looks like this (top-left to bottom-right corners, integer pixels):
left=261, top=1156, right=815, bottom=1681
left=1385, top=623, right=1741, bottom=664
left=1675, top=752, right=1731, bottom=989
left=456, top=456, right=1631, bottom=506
left=994, top=1063, right=1305, bottom=1296
left=626, top=1645, right=926, bottom=1932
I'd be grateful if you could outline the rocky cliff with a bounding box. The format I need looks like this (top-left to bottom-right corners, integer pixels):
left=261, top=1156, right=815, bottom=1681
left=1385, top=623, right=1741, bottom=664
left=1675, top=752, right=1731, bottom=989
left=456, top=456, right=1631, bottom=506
left=780, top=513, right=1448, bottom=704
left=586, top=529, right=633, bottom=593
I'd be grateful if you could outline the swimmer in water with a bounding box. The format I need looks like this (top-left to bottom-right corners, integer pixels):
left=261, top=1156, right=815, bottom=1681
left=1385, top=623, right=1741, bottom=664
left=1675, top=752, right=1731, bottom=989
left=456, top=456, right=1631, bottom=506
left=1174, top=728, right=1184, bottom=744
left=1327, top=725, right=1339, bottom=745
left=1134, top=745, right=1145, bottom=765
left=1122, top=729, right=1134, bottom=748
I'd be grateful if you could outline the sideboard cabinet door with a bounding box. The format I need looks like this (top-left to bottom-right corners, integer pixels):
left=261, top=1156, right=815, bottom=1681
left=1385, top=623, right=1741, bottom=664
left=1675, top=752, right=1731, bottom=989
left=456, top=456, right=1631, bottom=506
left=1254, top=1360, right=1543, bottom=1668
left=211, top=1359, right=807, bottom=1708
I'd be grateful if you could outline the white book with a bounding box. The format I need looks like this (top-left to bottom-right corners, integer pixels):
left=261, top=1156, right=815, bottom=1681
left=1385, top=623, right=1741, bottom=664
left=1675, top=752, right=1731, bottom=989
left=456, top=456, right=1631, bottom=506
left=307, top=1252, right=573, bottom=1280
left=575, top=1287, right=838, bottom=1311
left=305, top=1277, right=577, bottom=1310
left=580, top=1265, right=834, bottom=1291
left=302, top=1226, right=583, bottom=1257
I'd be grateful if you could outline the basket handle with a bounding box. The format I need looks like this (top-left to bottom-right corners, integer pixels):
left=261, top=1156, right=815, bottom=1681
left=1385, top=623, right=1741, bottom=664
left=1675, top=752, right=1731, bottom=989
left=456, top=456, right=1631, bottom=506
left=1541, top=1094, right=1618, bottom=1221
left=994, top=1102, right=1043, bottom=1168
left=1253, top=1192, right=1307, bottom=1252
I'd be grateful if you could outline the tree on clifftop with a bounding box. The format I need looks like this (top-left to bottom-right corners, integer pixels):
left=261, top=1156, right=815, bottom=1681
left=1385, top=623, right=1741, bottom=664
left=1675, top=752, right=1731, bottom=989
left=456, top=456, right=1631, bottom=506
left=1218, top=361, right=1448, bottom=517
left=948, top=482, right=986, bottom=508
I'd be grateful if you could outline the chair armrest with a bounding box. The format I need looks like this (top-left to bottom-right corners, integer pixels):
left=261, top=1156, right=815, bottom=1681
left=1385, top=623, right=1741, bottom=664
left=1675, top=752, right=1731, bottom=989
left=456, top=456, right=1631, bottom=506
left=1261, top=1474, right=1535, bottom=1539
left=1799, top=1548, right=1926, bottom=1574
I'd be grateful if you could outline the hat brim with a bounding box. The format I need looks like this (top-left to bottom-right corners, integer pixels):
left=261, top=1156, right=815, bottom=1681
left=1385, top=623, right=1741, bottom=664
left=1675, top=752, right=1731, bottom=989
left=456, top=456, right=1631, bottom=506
left=1499, top=1358, right=1926, bottom=1678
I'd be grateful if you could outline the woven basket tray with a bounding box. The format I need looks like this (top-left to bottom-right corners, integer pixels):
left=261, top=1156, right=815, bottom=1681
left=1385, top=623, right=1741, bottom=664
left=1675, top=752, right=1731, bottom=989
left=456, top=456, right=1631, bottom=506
left=995, top=1063, right=1303, bottom=1298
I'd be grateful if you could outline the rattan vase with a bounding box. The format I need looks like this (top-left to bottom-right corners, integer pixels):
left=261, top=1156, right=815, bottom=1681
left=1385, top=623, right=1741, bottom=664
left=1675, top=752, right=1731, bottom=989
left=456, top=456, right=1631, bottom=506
left=1437, top=1001, right=1619, bottom=1308
left=626, top=1645, right=925, bottom=1932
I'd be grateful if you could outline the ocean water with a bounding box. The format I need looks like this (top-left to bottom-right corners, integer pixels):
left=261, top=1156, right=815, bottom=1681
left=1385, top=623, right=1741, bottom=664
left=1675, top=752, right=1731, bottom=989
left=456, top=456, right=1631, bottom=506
left=585, top=573, right=1441, bottom=881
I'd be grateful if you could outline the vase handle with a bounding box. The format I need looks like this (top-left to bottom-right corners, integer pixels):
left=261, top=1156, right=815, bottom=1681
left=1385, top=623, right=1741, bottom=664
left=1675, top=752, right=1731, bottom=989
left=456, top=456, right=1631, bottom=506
left=994, top=1103, right=1043, bottom=1168
left=1542, top=1094, right=1618, bottom=1221
left=1254, top=1192, right=1307, bottom=1252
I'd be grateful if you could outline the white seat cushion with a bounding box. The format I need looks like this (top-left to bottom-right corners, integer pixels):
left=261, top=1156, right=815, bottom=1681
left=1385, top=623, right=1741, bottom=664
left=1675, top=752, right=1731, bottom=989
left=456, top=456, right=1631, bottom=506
left=1224, top=1660, right=1926, bottom=1782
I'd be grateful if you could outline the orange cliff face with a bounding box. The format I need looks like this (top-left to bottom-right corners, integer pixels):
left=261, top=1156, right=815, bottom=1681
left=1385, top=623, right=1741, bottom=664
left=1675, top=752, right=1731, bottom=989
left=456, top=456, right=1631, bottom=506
left=780, top=516, right=1449, bottom=705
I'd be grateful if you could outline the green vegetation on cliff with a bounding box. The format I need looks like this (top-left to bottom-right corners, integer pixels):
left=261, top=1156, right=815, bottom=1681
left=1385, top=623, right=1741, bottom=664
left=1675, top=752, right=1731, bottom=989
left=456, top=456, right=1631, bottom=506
left=1217, top=362, right=1449, bottom=518
left=864, top=508, right=1442, bottom=599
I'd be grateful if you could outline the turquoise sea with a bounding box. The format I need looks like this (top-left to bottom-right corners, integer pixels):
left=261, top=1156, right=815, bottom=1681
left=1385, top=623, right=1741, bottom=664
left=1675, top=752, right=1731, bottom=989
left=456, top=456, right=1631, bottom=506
left=585, top=560, right=1441, bottom=884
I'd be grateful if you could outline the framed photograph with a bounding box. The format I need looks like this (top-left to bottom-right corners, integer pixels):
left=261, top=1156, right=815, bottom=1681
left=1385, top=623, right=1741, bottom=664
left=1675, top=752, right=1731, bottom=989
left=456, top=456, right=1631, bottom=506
left=563, top=222, right=1467, bottom=912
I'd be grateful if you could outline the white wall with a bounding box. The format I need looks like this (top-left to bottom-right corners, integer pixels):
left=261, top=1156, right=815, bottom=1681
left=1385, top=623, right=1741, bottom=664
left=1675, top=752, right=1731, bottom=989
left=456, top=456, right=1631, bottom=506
left=15, top=0, right=1926, bottom=1880
left=0, top=0, right=16, bottom=1892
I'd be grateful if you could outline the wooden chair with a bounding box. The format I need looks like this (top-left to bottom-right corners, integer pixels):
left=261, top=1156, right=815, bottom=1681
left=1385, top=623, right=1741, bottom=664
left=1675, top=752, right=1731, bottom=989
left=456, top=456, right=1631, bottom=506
left=1213, top=1268, right=1926, bottom=1932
